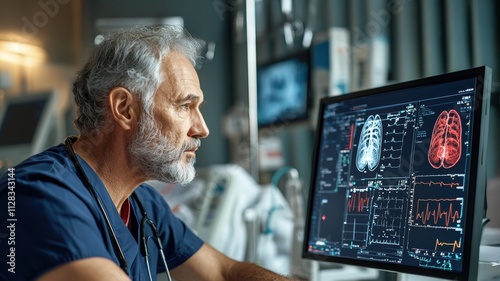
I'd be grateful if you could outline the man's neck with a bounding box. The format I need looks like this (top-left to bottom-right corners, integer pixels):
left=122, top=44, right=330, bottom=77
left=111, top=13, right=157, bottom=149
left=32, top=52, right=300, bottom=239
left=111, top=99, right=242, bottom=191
left=72, top=134, right=147, bottom=213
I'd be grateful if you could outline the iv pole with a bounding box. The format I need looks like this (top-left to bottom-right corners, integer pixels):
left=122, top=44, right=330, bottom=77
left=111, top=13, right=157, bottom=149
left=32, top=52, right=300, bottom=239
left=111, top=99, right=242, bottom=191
left=245, top=0, right=259, bottom=182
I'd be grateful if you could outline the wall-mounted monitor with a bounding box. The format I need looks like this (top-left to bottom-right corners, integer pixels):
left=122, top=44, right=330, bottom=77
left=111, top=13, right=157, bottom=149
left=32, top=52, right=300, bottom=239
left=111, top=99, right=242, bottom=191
left=303, top=66, right=492, bottom=280
left=257, top=50, right=311, bottom=128
left=0, top=90, right=57, bottom=167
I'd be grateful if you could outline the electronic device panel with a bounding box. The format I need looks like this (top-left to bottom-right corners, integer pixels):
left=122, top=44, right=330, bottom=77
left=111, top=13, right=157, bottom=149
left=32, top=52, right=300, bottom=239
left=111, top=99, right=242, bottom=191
left=0, top=90, right=57, bottom=167
left=257, top=50, right=311, bottom=128
left=303, top=67, right=492, bottom=280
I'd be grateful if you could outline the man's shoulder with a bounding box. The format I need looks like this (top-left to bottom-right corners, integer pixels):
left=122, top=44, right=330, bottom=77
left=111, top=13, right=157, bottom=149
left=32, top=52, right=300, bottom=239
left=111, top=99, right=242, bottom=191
left=1, top=143, right=76, bottom=188
left=15, top=143, right=67, bottom=166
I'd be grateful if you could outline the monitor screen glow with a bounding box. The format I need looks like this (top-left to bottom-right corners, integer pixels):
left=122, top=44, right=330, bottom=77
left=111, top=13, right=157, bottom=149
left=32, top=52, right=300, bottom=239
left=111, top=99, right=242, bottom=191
left=303, top=67, right=492, bottom=281
left=257, top=50, right=310, bottom=128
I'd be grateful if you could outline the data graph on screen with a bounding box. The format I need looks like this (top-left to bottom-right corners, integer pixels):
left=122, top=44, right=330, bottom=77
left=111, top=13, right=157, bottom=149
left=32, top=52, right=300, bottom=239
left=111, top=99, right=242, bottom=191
left=303, top=67, right=491, bottom=280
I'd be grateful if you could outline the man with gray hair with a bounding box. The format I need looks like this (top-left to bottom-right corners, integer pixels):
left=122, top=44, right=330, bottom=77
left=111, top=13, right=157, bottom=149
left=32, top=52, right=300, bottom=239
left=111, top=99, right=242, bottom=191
left=0, top=25, right=301, bottom=281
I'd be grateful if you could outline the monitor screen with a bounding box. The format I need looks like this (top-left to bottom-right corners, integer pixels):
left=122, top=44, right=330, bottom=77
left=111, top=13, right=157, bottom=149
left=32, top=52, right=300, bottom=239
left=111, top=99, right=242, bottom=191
left=0, top=98, right=48, bottom=146
left=0, top=91, right=57, bottom=166
left=257, top=50, right=310, bottom=128
left=303, top=66, right=492, bottom=280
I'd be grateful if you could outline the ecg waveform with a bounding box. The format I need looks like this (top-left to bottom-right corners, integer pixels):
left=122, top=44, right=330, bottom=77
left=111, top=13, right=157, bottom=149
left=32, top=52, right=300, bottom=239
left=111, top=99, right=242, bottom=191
left=415, top=181, right=462, bottom=188
left=378, top=113, right=407, bottom=173
left=387, top=120, right=404, bottom=127
left=385, top=128, right=405, bottom=136
left=415, top=199, right=461, bottom=227
left=347, top=191, right=370, bottom=212
left=384, top=137, right=403, bottom=144
left=369, top=188, right=408, bottom=246
left=383, top=145, right=402, bottom=152
left=435, top=238, right=461, bottom=252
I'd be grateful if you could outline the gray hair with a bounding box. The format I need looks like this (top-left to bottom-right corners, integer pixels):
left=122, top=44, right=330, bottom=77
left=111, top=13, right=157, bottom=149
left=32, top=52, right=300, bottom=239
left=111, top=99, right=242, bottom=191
left=72, top=25, right=203, bottom=135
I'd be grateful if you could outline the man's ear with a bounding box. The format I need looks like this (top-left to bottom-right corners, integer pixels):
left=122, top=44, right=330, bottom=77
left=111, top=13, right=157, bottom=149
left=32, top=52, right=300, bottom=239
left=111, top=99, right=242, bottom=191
left=108, top=87, right=137, bottom=131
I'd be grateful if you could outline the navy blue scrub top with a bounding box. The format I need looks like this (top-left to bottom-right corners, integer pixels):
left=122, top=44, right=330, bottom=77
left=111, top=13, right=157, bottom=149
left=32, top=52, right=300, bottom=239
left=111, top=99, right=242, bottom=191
left=0, top=143, right=204, bottom=281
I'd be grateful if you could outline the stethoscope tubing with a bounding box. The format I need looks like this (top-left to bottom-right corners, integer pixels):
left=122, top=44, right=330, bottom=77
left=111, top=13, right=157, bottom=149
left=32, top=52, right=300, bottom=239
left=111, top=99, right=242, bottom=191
left=64, top=137, right=172, bottom=281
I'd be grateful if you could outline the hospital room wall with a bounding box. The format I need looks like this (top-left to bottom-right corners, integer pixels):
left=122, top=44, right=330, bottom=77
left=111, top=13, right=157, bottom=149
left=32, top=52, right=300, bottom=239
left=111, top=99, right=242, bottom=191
left=0, top=0, right=81, bottom=128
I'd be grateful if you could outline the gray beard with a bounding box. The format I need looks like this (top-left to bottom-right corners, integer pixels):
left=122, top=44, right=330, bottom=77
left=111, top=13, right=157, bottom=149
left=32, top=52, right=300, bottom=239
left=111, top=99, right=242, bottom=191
left=129, top=114, right=200, bottom=185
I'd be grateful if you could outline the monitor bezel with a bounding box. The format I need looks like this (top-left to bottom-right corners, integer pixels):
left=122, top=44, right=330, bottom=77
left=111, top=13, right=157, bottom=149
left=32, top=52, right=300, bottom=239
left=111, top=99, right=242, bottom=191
left=256, top=49, right=312, bottom=129
left=302, top=66, right=491, bottom=281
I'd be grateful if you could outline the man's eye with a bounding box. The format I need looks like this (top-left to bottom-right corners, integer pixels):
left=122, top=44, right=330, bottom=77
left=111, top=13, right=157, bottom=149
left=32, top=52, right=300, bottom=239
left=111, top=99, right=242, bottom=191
left=180, top=103, right=190, bottom=110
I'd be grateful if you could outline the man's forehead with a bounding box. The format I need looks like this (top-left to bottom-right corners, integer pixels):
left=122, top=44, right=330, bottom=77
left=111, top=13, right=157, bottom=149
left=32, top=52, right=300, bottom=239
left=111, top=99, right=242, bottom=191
left=156, top=52, right=202, bottom=101
left=161, top=52, right=198, bottom=79
left=162, top=51, right=193, bottom=68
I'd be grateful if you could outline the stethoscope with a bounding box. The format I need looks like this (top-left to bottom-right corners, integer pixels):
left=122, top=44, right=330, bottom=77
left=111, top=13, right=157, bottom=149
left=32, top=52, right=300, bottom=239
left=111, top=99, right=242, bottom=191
left=64, top=136, right=172, bottom=281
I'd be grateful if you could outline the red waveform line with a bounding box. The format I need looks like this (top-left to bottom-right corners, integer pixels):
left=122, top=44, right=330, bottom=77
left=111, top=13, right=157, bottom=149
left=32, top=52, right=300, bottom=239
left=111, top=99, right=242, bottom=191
left=349, top=123, right=354, bottom=150
left=347, top=192, right=370, bottom=212
left=415, top=181, right=461, bottom=188
left=435, top=238, right=461, bottom=252
left=415, top=199, right=461, bottom=227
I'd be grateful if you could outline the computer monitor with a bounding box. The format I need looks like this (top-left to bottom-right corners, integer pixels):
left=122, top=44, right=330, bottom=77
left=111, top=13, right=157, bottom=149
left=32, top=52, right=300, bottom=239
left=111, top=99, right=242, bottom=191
left=257, top=50, right=311, bottom=128
left=303, top=66, right=492, bottom=280
left=0, top=90, right=57, bottom=167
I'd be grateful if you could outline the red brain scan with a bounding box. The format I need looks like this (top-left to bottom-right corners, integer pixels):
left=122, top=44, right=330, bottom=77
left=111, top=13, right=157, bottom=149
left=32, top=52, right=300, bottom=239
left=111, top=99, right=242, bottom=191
left=428, top=109, right=462, bottom=169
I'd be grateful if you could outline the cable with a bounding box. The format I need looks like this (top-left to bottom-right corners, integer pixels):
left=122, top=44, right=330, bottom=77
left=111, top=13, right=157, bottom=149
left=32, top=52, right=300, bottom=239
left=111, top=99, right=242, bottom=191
left=65, top=137, right=129, bottom=275
left=266, top=166, right=301, bottom=233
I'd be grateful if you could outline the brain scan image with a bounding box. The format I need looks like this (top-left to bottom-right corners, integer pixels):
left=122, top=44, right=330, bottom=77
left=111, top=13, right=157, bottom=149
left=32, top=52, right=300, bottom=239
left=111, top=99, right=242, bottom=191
left=356, top=114, right=383, bottom=172
left=428, top=109, right=462, bottom=169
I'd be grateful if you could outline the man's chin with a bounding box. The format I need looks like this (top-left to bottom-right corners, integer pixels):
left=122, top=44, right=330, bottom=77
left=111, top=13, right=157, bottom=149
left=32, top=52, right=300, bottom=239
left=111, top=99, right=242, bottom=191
left=160, top=164, right=196, bottom=185
left=183, top=152, right=197, bottom=163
